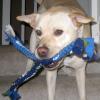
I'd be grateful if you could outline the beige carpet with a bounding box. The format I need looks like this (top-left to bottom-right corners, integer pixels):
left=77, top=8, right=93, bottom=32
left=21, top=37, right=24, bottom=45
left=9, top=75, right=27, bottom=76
left=0, top=75, right=100, bottom=100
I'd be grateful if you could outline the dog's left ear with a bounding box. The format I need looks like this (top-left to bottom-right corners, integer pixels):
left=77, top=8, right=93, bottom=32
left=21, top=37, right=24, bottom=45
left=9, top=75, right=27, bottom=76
left=70, top=13, right=94, bottom=24
left=16, top=13, right=40, bottom=28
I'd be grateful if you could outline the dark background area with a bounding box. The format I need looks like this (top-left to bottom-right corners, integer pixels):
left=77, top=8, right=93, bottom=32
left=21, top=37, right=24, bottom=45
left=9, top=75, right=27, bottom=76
left=10, top=0, right=22, bottom=39
left=0, top=0, right=35, bottom=45
left=0, top=0, right=3, bottom=44
left=25, top=0, right=33, bottom=44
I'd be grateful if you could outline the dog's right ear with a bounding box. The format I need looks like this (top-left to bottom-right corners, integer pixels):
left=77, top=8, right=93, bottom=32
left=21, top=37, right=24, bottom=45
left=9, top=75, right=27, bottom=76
left=69, top=13, right=94, bottom=26
left=16, top=13, right=40, bottom=28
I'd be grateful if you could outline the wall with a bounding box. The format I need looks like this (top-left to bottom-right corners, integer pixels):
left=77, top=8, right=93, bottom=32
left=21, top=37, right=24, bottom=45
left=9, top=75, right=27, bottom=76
left=0, top=0, right=2, bottom=45
left=98, top=0, right=100, bottom=19
left=77, top=0, right=91, bottom=16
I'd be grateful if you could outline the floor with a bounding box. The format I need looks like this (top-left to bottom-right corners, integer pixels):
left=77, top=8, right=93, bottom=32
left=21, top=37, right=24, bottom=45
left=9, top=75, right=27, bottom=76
left=0, top=75, right=100, bottom=100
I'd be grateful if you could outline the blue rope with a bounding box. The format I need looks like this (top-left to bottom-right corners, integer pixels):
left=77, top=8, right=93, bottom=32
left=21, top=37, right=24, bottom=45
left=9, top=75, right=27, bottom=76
left=3, top=31, right=100, bottom=100
left=5, top=32, right=38, bottom=61
left=3, top=63, right=42, bottom=100
left=5, top=32, right=75, bottom=65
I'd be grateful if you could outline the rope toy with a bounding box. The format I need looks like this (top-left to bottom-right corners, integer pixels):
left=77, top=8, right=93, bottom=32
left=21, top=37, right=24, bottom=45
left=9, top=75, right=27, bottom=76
left=3, top=26, right=100, bottom=100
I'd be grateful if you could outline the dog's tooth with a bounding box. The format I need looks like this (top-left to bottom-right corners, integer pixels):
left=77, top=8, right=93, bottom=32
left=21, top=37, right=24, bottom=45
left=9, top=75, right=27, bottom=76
left=36, top=65, right=41, bottom=69
left=70, top=51, right=73, bottom=54
left=83, top=54, right=87, bottom=58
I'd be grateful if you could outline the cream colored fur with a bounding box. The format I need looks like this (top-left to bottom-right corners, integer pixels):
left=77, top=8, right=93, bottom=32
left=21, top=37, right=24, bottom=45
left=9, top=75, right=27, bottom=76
left=15, top=0, right=93, bottom=100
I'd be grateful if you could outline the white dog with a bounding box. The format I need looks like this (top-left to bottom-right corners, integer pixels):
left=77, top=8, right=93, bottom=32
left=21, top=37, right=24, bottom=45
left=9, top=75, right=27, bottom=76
left=7, top=0, right=93, bottom=100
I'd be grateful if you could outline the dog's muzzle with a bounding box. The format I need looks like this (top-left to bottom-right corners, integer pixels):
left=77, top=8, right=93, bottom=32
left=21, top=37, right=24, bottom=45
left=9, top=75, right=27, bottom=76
left=36, top=46, right=62, bottom=70
left=37, top=46, right=49, bottom=58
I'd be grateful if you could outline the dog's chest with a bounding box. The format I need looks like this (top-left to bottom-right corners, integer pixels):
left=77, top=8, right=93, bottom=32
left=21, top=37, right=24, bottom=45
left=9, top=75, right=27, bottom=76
left=63, top=56, right=86, bottom=69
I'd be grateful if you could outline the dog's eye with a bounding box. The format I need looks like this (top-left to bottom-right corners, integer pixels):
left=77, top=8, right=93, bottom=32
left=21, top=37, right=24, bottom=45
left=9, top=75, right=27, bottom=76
left=54, top=29, right=63, bottom=36
left=35, top=30, right=42, bottom=36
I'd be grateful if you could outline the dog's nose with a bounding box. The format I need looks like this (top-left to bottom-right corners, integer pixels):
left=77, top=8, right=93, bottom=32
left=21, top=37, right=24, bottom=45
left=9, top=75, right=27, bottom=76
left=37, top=46, right=49, bottom=58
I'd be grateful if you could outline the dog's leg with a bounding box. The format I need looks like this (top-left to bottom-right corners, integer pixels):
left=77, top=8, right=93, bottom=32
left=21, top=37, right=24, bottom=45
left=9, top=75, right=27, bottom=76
left=26, top=59, right=34, bottom=71
left=64, top=56, right=87, bottom=100
left=75, top=65, right=86, bottom=100
left=26, top=31, right=38, bottom=71
left=46, top=70, right=57, bottom=100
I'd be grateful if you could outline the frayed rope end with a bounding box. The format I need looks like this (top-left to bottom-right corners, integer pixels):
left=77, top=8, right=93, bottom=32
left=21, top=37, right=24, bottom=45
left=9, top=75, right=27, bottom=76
left=2, top=89, right=21, bottom=100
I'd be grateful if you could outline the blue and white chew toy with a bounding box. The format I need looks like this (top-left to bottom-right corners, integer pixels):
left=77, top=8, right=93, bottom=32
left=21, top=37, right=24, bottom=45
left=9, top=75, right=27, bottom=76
left=3, top=26, right=100, bottom=100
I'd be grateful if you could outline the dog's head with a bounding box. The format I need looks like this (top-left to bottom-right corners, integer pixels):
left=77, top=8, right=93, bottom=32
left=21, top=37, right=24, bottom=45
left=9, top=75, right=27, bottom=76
left=17, top=7, right=93, bottom=69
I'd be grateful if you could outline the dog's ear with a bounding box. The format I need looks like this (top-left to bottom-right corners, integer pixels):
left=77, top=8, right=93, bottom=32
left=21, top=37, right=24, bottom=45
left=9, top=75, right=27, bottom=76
left=16, top=13, right=40, bottom=28
left=70, top=13, right=94, bottom=25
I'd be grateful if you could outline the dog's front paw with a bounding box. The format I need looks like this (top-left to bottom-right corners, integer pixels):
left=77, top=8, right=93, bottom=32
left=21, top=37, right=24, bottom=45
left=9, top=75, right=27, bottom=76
left=5, top=25, right=15, bottom=37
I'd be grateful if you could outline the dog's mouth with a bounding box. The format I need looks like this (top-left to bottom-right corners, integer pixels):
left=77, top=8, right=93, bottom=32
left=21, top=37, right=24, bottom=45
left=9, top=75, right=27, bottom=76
left=45, top=60, right=63, bottom=70
left=35, top=47, right=63, bottom=70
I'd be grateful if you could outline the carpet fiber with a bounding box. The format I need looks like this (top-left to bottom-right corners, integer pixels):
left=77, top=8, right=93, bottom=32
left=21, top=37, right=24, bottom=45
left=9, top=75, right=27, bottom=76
left=0, top=75, right=100, bottom=100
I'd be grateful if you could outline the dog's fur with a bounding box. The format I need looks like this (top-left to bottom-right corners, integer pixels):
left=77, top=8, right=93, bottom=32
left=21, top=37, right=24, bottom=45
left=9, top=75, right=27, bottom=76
left=16, top=0, right=93, bottom=100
